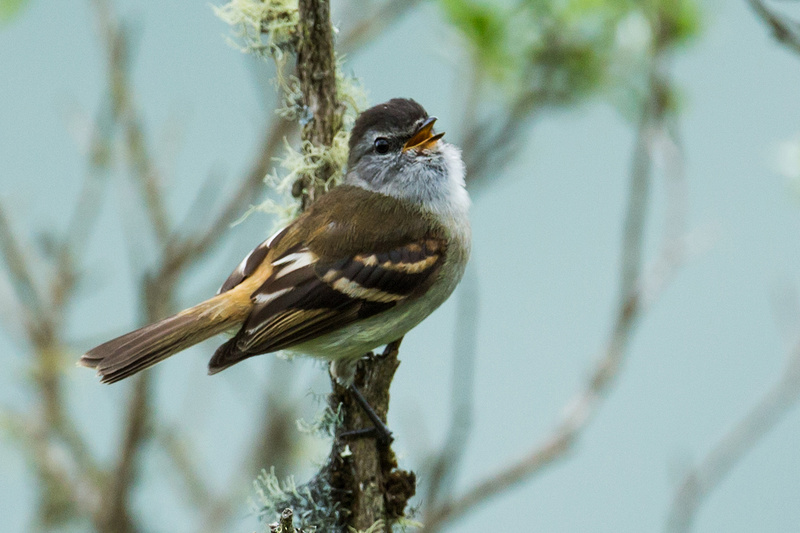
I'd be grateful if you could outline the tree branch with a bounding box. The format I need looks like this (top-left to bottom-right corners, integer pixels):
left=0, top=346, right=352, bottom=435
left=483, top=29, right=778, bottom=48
left=165, top=116, right=296, bottom=273
left=266, top=1, right=417, bottom=531
left=3, top=0, right=429, bottom=530
left=0, top=191, right=102, bottom=528
left=422, top=43, right=684, bottom=533
left=665, top=336, right=800, bottom=532
left=748, top=0, right=800, bottom=56
left=424, top=267, right=479, bottom=510
left=92, top=0, right=170, bottom=244
left=95, top=375, right=149, bottom=533
left=294, top=0, right=342, bottom=209
left=326, top=345, right=415, bottom=532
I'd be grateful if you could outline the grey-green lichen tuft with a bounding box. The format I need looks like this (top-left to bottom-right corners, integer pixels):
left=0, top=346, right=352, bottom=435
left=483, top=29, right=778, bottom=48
left=296, top=402, right=343, bottom=439
left=216, top=0, right=366, bottom=229
left=254, top=400, right=347, bottom=531
left=253, top=466, right=347, bottom=532
left=214, top=0, right=299, bottom=62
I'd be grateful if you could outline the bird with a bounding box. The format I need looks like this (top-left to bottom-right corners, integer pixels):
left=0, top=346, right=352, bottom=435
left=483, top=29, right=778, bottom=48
left=79, top=98, right=471, bottom=385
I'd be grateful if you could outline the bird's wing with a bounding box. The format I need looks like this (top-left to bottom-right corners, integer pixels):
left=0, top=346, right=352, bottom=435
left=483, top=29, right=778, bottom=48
left=208, top=237, right=445, bottom=373
left=217, top=228, right=285, bottom=294
left=208, top=186, right=450, bottom=373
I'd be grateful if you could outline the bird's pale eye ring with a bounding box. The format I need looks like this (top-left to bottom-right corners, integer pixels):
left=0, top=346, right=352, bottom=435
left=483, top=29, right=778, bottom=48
left=374, top=137, right=390, bottom=154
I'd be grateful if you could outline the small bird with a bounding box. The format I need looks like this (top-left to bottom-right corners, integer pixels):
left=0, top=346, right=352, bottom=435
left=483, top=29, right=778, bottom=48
left=79, top=98, right=471, bottom=384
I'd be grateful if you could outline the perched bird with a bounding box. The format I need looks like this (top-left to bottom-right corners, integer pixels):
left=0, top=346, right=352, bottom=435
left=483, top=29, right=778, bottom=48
left=79, top=98, right=471, bottom=384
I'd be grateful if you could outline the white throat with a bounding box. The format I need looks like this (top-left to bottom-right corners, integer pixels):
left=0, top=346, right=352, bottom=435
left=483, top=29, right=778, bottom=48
left=345, top=142, right=471, bottom=226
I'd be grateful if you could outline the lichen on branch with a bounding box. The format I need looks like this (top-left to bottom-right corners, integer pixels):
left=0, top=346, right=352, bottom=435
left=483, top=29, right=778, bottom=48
left=216, top=0, right=364, bottom=221
left=214, top=0, right=299, bottom=62
left=216, top=1, right=413, bottom=532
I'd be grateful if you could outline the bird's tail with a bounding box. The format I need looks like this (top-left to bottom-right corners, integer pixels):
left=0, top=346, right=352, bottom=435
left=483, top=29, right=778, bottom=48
left=79, top=293, right=250, bottom=384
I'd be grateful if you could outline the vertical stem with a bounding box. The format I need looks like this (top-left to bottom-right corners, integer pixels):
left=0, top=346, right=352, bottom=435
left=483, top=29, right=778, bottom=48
left=326, top=344, right=416, bottom=532
left=292, top=2, right=416, bottom=529
left=296, top=0, right=341, bottom=208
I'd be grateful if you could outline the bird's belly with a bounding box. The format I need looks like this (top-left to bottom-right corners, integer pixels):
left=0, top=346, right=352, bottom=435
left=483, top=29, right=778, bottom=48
left=288, top=301, right=429, bottom=360
left=286, top=248, right=467, bottom=361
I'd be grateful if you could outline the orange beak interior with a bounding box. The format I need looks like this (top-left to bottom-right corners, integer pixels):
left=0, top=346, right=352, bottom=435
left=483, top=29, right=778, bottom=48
left=403, top=116, right=445, bottom=152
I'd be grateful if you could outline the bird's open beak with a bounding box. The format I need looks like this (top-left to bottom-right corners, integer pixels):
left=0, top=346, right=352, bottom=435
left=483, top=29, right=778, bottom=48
left=403, top=116, right=445, bottom=152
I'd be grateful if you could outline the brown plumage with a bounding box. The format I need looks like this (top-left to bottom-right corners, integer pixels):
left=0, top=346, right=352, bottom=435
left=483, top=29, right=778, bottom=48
left=79, top=187, right=446, bottom=383
left=80, top=97, right=470, bottom=384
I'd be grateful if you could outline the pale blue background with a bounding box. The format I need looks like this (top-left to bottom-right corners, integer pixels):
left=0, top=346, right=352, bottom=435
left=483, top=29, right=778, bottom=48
left=2, top=1, right=800, bottom=532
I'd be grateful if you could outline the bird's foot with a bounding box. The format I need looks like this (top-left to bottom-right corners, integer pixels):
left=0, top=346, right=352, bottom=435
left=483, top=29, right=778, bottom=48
left=343, top=383, right=394, bottom=445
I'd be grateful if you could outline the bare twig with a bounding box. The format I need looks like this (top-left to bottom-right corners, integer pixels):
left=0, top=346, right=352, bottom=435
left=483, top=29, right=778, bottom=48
left=96, top=375, right=149, bottom=533
left=424, top=266, right=479, bottom=509
left=85, top=4, right=162, bottom=531
left=0, top=9, right=135, bottom=521
left=88, top=4, right=299, bottom=529
left=63, top=107, right=115, bottom=254
left=92, top=0, right=170, bottom=244
left=248, top=362, right=302, bottom=479
left=273, top=508, right=297, bottom=533
left=665, top=339, right=800, bottom=532
left=459, top=33, right=573, bottom=187
left=748, top=0, right=800, bottom=56
left=164, top=116, right=296, bottom=272
left=0, top=204, right=47, bottom=325
left=164, top=363, right=303, bottom=533
left=0, top=201, right=103, bottom=526
left=461, top=87, right=542, bottom=187
left=155, top=423, right=217, bottom=509
left=3, top=0, right=376, bottom=529
left=422, top=47, right=683, bottom=533
left=3, top=409, right=102, bottom=525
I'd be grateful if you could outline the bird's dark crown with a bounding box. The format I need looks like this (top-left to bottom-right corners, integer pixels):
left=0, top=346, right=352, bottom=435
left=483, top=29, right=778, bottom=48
left=348, top=98, right=429, bottom=151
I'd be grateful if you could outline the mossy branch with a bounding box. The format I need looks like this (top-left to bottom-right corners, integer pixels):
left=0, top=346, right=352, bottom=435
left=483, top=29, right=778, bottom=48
left=219, top=0, right=415, bottom=530
left=293, top=0, right=343, bottom=208
left=293, top=2, right=415, bottom=528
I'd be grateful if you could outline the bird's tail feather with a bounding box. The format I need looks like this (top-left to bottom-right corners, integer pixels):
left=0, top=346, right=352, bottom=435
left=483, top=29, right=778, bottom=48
left=79, top=293, right=248, bottom=384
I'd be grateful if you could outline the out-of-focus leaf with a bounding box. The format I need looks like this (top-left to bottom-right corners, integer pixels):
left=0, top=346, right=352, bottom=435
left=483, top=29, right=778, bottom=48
left=653, top=0, right=701, bottom=47
left=0, top=0, right=29, bottom=23
left=438, top=0, right=701, bottom=120
left=440, top=0, right=513, bottom=80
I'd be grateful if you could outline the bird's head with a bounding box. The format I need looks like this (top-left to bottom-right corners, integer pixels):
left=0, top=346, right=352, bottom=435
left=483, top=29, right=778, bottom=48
left=344, top=98, right=465, bottom=209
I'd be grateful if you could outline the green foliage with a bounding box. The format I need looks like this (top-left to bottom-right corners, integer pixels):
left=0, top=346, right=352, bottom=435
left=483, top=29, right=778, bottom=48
left=440, top=0, right=510, bottom=79
left=438, top=0, right=701, bottom=110
left=649, top=0, right=701, bottom=48
left=0, top=0, right=29, bottom=23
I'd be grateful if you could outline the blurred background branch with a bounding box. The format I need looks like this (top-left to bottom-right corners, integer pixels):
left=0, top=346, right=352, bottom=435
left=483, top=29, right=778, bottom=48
left=663, top=7, right=800, bottom=529
left=421, top=8, right=695, bottom=530
left=3, top=0, right=800, bottom=532
left=748, top=0, right=800, bottom=55
left=665, top=331, right=800, bottom=532
left=0, top=0, right=309, bottom=528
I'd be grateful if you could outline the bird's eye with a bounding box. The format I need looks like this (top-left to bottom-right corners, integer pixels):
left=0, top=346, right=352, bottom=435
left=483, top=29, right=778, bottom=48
left=374, top=138, right=390, bottom=154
